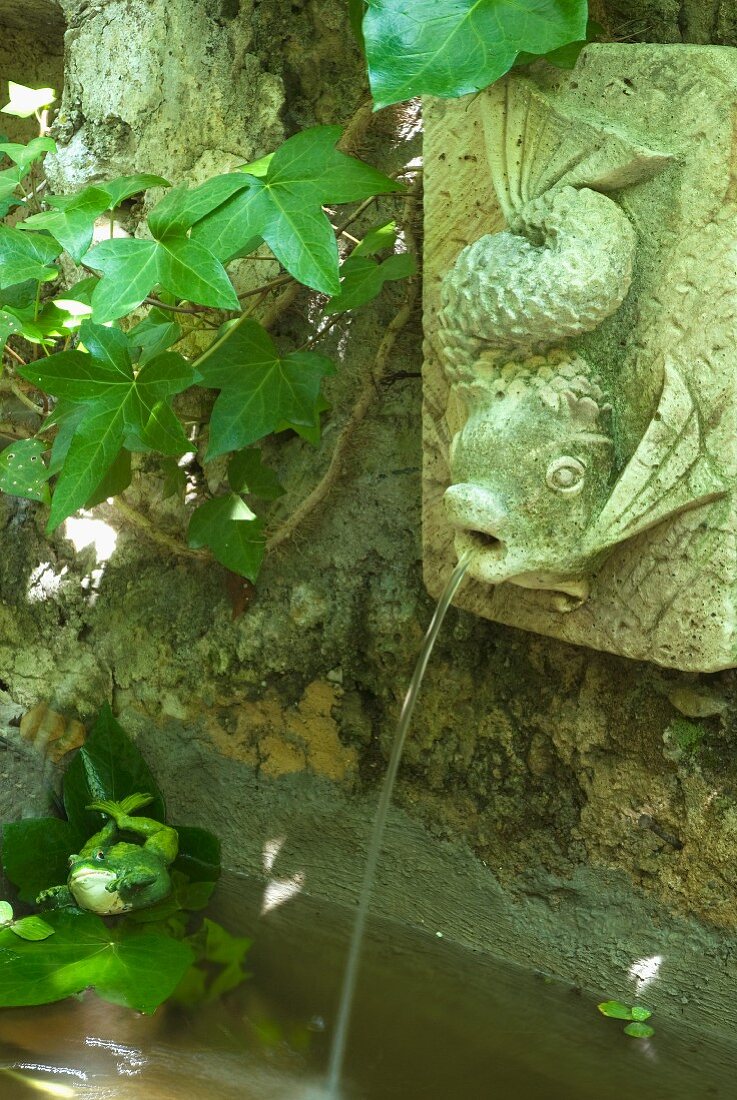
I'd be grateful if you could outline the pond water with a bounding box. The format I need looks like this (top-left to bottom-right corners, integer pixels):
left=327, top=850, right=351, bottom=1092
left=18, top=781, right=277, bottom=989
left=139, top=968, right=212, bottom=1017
left=0, top=874, right=735, bottom=1099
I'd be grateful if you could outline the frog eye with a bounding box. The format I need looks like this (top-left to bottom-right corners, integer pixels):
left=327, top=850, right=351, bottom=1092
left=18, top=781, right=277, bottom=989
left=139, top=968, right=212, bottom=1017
left=546, top=456, right=586, bottom=496
left=94, top=849, right=105, bottom=861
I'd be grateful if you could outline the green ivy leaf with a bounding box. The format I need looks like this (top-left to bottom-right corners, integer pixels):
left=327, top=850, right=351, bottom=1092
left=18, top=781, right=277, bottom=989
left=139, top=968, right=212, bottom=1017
left=0, top=308, right=21, bottom=352
left=0, top=166, right=23, bottom=204
left=148, top=174, right=252, bottom=238
left=172, top=826, right=222, bottom=884
left=348, top=0, right=367, bottom=48
left=127, top=308, right=182, bottom=364
left=18, top=322, right=194, bottom=528
left=97, top=173, right=171, bottom=209
left=1, top=83, right=55, bottom=119
left=160, top=456, right=187, bottom=500
left=228, top=448, right=285, bottom=500
left=83, top=235, right=240, bottom=321
left=353, top=219, right=397, bottom=257
left=191, top=127, right=401, bottom=292
left=188, top=493, right=265, bottom=581
left=196, top=319, right=334, bottom=459
left=364, top=0, right=588, bottom=107
left=325, top=251, right=415, bottom=313
left=0, top=439, right=51, bottom=505
left=63, top=703, right=166, bottom=837
left=0, top=137, right=56, bottom=175
left=84, top=447, right=132, bottom=507
left=0, top=226, right=61, bottom=287
left=0, top=909, right=194, bottom=1013
left=21, top=186, right=112, bottom=262
left=2, top=818, right=82, bottom=903
left=10, top=916, right=55, bottom=942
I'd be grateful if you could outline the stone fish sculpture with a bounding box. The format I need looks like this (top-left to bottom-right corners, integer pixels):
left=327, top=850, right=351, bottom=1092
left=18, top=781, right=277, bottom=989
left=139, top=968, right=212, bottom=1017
left=437, top=76, right=728, bottom=606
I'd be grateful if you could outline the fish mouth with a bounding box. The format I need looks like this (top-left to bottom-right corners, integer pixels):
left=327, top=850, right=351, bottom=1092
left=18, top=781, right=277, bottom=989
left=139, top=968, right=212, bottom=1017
left=454, top=527, right=507, bottom=579
left=453, top=529, right=589, bottom=605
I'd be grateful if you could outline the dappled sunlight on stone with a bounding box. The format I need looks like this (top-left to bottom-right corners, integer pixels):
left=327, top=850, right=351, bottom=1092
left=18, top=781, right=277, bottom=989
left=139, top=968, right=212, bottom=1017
left=63, top=515, right=118, bottom=563
left=26, top=561, right=68, bottom=603
left=261, top=835, right=306, bottom=915
left=628, top=953, right=663, bottom=993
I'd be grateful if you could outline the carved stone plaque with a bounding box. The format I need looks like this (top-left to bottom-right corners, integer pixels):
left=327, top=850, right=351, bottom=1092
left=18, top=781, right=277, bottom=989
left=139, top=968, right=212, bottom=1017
left=423, top=45, right=737, bottom=671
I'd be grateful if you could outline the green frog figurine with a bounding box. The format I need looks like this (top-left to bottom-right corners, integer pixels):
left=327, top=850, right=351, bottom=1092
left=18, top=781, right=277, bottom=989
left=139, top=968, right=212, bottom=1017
left=37, top=793, right=178, bottom=915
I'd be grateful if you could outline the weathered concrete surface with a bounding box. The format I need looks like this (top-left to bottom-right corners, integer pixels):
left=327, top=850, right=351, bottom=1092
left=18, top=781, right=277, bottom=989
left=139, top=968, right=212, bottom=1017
left=2, top=0, right=737, bottom=1034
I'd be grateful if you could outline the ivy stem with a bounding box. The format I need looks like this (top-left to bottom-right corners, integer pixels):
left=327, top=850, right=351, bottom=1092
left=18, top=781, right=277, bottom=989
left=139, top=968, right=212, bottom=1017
left=3, top=344, right=27, bottom=367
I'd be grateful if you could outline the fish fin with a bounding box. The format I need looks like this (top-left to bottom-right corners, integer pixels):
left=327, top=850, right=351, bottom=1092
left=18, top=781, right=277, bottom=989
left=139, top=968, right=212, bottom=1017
left=589, top=361, right=728, bottom=551
left=484, top=75, right=673, bottom=220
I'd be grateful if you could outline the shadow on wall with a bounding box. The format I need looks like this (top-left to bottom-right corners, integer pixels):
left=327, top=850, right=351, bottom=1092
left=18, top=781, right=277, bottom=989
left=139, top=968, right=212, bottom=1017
left=0, top=0, right=65, bottom=142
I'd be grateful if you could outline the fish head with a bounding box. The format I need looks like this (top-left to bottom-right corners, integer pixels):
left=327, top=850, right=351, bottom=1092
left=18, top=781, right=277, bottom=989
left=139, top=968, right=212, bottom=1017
left=445, top=371, right=615, bottom=598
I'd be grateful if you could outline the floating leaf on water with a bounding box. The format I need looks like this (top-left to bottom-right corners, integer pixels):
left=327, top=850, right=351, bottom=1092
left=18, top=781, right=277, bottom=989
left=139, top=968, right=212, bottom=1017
left=623, top=1021, right=655, bottom=1039
left=0, top=901, right=13, bottom=925
left=597, top=1000, right=635, bottom=1020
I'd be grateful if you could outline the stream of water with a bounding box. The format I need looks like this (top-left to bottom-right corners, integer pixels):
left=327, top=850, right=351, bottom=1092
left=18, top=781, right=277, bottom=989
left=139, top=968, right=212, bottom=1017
left=323, top=552, right=471, bottom=1097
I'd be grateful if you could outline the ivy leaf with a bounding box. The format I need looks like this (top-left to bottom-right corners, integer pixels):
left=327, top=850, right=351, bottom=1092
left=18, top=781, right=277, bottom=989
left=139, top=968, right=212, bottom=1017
left=325, top=251, right=415, bottom=313
left=196, top=319, right=334, bottom=459
left=17, top=322, right=194, bottom=528
left=97, top=173, right=171, bottom=209
left=127, top=308, right=182, bottom=364
left=82, top=235, right=239, bottom=321
left=63, top=703, right=166, bottom=837
left=2, top=818, right=82, bottom=903
left=172, top=826, right=221, bottom=883
left=0, top=910, right=194, bottom=1013
left=161, top=456, right=187, bottom=500
left=1, top=83, right=56, bottom=118
left=0, top=165, right=23, bottom=204
left=0, top=226, right=61, bottom=287
left=348, top=0, right=367, bottom=48
left=84, top=447, right=131, bottom=507
left=0, top=439, right=51, bottom=504
left=0, top=137, right=56, bottom=175
left=191, top=127, right=401, bottom=292
left=275, top=390, right=330, bottom=444
left=353, top=219, right=397, bottom=257
left=228, top=448, right=284, bottom=500
left=188, top=494, right=265, bottom=581
left=148, top=174, right=252, bottom=238
left=0, top=308, right=21, bottom=352
left=364, top=0, right=588, bottom=107
left=10, top=916, right=55, bottom=942
left=82, top=238, right=159, bottom=319
left=21, top=187, right=112, bottom=262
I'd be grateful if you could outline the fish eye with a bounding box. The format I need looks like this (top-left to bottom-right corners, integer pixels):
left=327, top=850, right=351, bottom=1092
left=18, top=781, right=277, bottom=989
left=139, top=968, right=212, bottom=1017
left=546, top=456, right=586, bottom=495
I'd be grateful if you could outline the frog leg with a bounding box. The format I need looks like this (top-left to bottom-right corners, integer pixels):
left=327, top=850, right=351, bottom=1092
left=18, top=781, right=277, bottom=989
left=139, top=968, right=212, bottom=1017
left=87, top=796, right=179, bottom=864
left=36, top=884, right=75, bottom=909
left=107, top=867, right=159, bottom=897
left=78, top=818, right=118, bottom=857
